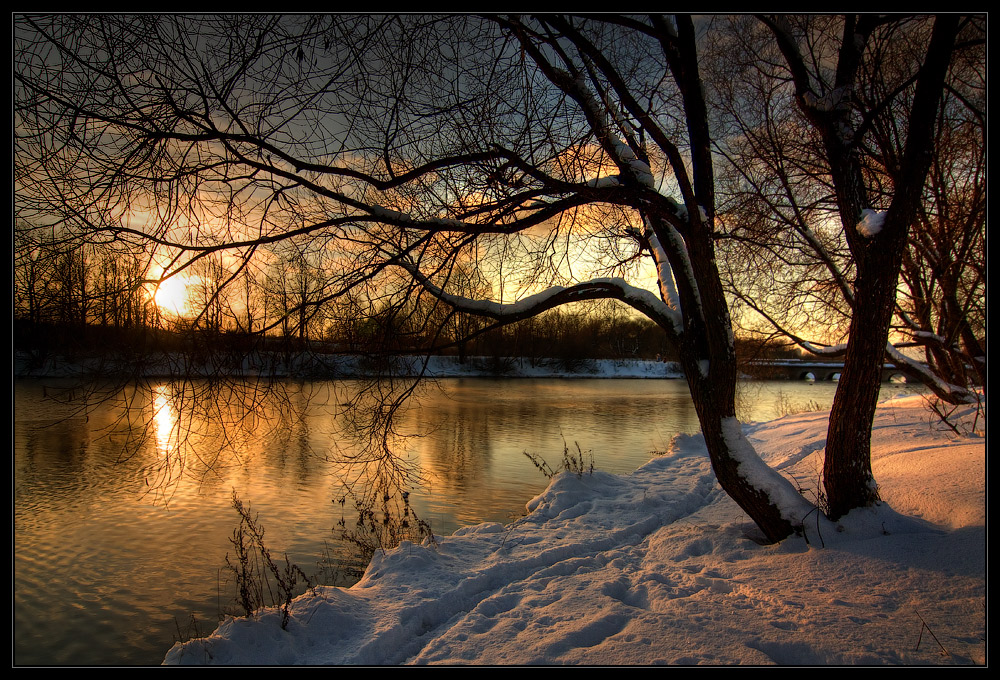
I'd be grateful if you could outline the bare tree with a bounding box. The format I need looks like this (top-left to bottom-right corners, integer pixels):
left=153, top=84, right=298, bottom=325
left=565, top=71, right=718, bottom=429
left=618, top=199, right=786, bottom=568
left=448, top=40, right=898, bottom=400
left=712, top=16, right=983, bottom=402
left=16, top=14, right=965, bottom=539
left=14, top=222, right=58, bottom=325
left=895, top=61, right=986, bottom=394
left=704, top=15, right=976, bottom=517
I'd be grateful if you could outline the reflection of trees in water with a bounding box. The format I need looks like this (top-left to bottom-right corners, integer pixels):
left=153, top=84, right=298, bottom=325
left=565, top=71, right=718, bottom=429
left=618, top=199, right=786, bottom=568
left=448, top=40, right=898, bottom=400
left=125, top=379, right=315, bottom=502
left=132, top=378, right=423, bottom=529
left=408, top=381, right=704, bottom=491
left=22, top=378, right=707, bottom=522
left=20, top=376, right=706, bottom=569
left=409, top=395, right=496, bottom=490
left=14, top=415, right=92, bottom=504
left=21, top=377, right=406, bottom=513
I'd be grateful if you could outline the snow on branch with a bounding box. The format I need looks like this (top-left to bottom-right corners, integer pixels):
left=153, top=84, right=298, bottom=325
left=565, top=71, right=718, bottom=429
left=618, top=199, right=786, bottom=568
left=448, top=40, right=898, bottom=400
left=551, top=67, right=655, bottom=190
left=801, top=86, right=850, bottom=114
left=856, top=209, right=885, bottom=238
left=884, top=343, right=978, bottom=404
left=720, top=418, right=816, bottom=525
left=911, top=329, right=952, bottom=348
left=800, top=341, right=848, bottom=357
left=368, top=205, right=470, bottom=231
left=646, top=228, right=681, bottom=314
left=399, top=261, right=681, bottom=336
left=894, top=316, right=959, bottom=353
left=655, top=220, right=703, bottom=317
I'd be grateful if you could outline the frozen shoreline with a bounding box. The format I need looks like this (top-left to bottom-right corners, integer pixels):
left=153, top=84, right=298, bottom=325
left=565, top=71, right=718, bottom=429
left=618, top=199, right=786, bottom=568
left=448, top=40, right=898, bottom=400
left=14, top=351, right=686, bottom=380
left=163, top=394, right=985, bottom=666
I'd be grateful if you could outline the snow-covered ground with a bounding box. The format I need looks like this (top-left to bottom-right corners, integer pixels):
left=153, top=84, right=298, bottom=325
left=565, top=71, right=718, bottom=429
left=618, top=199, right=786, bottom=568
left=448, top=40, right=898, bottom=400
left=163, top=394, right=985, bottom=666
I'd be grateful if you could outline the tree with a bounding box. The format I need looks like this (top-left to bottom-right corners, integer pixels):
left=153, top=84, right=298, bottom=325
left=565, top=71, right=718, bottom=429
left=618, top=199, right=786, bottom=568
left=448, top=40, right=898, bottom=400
left=894, top=52, right=986, bottom=394
left=15, top=14, right=965, bottom=540
left=14, top=222, right=58, bottom=325
left=793, top=14, right=961, bottom=518
left=712, top=15, right=983, bottom=401
left=704, top=15, right=968, bottom=517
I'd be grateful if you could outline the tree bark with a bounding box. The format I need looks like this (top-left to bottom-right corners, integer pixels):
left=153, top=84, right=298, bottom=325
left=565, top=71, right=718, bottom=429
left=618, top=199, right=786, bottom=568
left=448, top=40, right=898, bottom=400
left=822, top=15, right=960, bottom=518
left=667, top=213, right=802, bottom=542
left=823, top=252, right=900, bottom=516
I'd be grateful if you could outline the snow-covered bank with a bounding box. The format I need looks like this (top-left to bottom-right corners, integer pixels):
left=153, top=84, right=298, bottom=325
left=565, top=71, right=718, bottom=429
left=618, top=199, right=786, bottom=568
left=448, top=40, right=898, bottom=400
left=163, top=395, right=985, bottom=665
left=411, top=355, right=684, bottom=379
left=14, top=351, right=683, bottom=380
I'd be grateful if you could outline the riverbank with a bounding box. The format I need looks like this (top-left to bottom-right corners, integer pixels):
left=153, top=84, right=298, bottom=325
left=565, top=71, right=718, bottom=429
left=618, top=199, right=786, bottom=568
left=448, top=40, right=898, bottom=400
left=14, top=350, right=685, bottom=380
left=163, top=393, right=985, bottom=666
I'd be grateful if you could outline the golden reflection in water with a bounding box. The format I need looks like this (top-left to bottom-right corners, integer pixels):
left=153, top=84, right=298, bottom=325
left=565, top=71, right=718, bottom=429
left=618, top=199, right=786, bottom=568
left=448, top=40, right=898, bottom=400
left=152, top=383, right=178, bottom=459
left=146, top=382, right=194, bottom=497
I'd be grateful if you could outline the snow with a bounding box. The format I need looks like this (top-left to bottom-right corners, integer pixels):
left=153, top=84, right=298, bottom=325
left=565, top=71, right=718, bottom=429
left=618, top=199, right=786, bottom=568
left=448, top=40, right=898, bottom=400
left=628, top=158, right=655, bottom=187
left=163, top=394, right=985, bottom=666
left=646, top=228, right=681, bottom=318
left=803, top=87, right=849, bottom=114
left=12, top=351, right=685, bottom=381
left=585, top=175, right=622, bottom=188
left=801, top=341, right=848, bottom=356
left=857, top=209, right=886, bottom=237
left=720, top=416, right=815, bottom=525
left=613, top=140, right=637, bottom=161
left=397, top=264, right=682, bottom=337
left=697, top=359, right=709, bottom=377
left=660, top=221, right=703, bottom=314
left=583, top=150, right=654, bottom=188
left=885, top=343, right=977, bottom=404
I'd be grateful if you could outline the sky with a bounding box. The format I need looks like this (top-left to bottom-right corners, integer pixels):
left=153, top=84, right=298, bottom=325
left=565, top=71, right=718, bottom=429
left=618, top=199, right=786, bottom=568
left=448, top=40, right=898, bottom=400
left=163, top=392, right=985, bottom=666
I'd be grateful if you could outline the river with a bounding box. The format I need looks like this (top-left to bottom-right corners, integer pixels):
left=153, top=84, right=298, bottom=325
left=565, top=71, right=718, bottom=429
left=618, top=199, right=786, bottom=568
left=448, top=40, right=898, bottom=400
left=13, top=376, right=922, bottom=665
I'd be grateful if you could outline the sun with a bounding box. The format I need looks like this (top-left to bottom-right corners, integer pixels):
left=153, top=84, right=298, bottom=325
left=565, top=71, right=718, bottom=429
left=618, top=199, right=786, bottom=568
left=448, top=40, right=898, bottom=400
left=153, top=274, right=199, bottom=317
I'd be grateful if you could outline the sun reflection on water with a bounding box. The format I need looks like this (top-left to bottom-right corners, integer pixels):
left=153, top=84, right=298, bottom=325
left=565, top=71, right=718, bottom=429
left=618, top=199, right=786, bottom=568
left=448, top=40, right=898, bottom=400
left=152, top=384, right=179, bottom=460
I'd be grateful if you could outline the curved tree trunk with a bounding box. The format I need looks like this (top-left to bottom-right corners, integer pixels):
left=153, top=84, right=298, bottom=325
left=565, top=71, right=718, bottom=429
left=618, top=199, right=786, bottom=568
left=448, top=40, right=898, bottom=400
left=686, top=361, right=802, bottom=543
left=675, top=217, right=809, bottom=543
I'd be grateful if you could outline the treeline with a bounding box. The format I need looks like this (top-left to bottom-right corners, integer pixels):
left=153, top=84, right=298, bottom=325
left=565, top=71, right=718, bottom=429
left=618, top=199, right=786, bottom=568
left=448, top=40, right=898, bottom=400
left=15, top=225, right=680, bottom=363
left=14, top=231, right=156, bottom=331
left=348, top=300, right=679, bottom=363
left=13, top=226, right=814, bottom=368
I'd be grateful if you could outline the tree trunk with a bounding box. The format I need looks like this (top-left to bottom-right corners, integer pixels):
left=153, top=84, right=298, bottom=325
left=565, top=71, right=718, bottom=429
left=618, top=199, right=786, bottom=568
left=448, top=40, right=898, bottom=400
left=686, top=361, right=800, bottom=543
left=822, top=15, right=960, bottom=519
left=823, top=251, right=899, bottom=518
left=677, top=220, right=805, bottom=542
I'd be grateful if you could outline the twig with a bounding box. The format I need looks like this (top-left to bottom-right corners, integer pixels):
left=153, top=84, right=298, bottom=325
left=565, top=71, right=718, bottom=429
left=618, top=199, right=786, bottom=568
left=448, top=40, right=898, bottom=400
left=914, top=610, right=951, bottom=657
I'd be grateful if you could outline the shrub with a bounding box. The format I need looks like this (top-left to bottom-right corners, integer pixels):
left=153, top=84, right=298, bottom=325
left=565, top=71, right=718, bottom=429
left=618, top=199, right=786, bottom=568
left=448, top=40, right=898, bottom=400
left=224, top=491, right=313, bottom=630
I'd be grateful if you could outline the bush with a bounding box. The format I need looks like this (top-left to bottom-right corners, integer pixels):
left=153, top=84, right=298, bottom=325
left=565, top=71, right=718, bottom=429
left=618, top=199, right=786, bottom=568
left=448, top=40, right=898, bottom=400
left=524, top=440, right=595, bottom=479
left=224, top=491, right=313, bottom=629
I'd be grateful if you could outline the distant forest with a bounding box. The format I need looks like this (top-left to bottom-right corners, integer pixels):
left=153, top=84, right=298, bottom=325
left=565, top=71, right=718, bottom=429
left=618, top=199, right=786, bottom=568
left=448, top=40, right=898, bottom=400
left=12, top=235, right=806, bottom=368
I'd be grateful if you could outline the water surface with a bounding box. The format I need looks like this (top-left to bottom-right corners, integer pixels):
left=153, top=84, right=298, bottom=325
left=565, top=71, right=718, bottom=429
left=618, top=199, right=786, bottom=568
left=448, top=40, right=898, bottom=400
left=14, top=376, right=917, bottom=665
